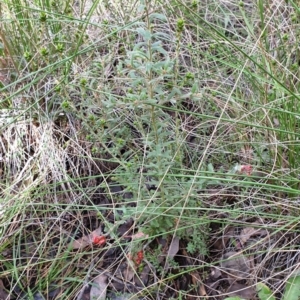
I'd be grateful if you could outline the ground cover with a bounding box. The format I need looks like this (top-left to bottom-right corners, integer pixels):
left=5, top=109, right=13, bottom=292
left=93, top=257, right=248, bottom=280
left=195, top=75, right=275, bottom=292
left=0, top=0, right=300, bottom=299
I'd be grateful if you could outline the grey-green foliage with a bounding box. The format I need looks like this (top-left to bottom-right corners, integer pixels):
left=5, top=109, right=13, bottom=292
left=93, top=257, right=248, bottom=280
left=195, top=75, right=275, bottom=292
left=114, top=13, right=185, bottom=232
left=84, top=7, right=211, bottom=254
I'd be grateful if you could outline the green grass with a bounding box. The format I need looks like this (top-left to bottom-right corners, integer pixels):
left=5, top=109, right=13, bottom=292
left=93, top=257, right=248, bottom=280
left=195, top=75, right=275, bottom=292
left=0, top=0, right=300, bottom=299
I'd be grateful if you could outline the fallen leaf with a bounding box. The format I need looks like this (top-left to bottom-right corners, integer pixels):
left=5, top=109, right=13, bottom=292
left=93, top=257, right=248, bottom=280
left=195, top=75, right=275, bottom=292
left=135, top=264, right=150, bottom=287
left=130, top=232, right=149, bottom=240
left=164, top=236, right=180, bottom=269
left=71, top=227, right=103, bottom=250
left=0, top=279, right=10, bottom=300
left=117, top=218, right=134, bottom=237
left=227, top=283, right=256, bottom=299
left=90, top=275, right=107, bottom=300
left=167, top=236, right=180, bottom=260
left=239, top=226, right=269, bottom=247
left=212, top=226, right=235, bottom=251
left=107, top=292, right=135, bottom=300
left=116, top=261, right=136, bottom=283
left=123, top=265, right=136, bottom=282
left=210, top=267, right=222, bottom=279
left=221, top=251, right=251, bottom=279
left=239, top=227, right=257, bottom=246
left=191, top=271, right=206, bottom=296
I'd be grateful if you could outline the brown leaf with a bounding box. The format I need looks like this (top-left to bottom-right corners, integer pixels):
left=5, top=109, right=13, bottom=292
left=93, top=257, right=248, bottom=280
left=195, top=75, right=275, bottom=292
left=90, top=275, right=107, bottom=300
left=212, top=226, right=235, bottom=251
left=130, top=232, right=149, bottom=241
left=122, top=262, right=136, bottom=282
left=210, top=267, right=222, bottom=279
left=135, top=265, right=150, bottom=287
left=239, top=227, right=269, bottom=247
left=221, top=251, right=251, bottom=279
left=117, top=218, right=134, bottom=237
left=191, top=271, right=207, bottom=296
left=239, top=227, right=257, bottom=246
left=0, top=279, right=10, bottom=300
left=227, top=282, right=256, bottom=299
left=164, top=236, right=180, bottom=269
left=71, top=227, right=103, bottom=250
left=167, top=236, right=180, bottom=260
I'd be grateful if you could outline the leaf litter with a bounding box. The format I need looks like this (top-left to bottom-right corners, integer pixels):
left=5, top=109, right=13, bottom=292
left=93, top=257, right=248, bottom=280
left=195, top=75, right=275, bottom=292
left=90, top=275, right=108, bottom=300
